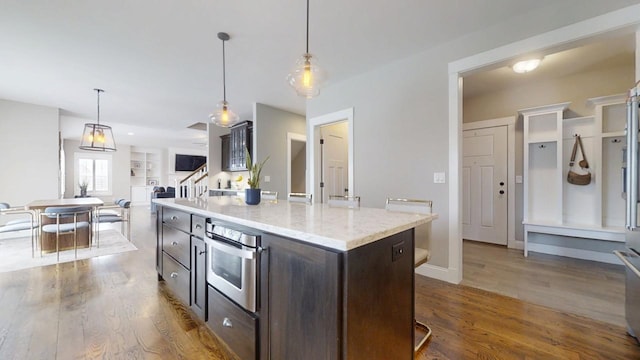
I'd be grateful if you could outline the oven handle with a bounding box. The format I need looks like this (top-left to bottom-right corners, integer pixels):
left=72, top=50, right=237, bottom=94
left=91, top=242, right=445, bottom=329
left=614, top=250, right=640, bottom=278
left=207, top=238, right=256, bottom=260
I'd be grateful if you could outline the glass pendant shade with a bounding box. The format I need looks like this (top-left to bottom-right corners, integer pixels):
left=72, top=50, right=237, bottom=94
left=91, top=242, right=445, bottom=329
left=79, top=88, right=117, bottom=152
left=287, top=53, right=325, bottom=98
left=79, top=123, right=117, bottom=151
left=210, top=100, right=239, bottom=128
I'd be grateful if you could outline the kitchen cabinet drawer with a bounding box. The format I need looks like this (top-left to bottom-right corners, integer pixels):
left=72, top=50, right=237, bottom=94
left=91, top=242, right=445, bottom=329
left=192, top=215, right=205, bottom=239
left=207, top=285, right=257, bottom=360
left=162, top=252, right=191, bottom=306
left=162, top=207, right=190, bottom=233
left=163, top=225, right=191, bottom=268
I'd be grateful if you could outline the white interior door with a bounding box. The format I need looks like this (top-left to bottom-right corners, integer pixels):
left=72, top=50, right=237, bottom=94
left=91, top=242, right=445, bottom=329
left=463, top=126, right=508, bottom=245
left=320, top=122, right=349, bottom=203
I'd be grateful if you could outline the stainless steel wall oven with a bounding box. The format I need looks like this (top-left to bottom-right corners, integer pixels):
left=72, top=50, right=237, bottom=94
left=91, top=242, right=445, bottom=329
left=205, top=219, right=260, bottom=313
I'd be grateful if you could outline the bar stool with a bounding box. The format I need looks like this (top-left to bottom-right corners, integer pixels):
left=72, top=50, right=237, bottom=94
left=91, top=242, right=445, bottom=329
left=260, top=191, right=278, bottom=201
left=41, top=206, right=92, bottom=261
left=385, top=198, right=433, bottom=352
left=288, top=192, right=312, bottom=204
left=328, top=195, right=361, bottom=208
left=96, top=199, right=131, bottom=244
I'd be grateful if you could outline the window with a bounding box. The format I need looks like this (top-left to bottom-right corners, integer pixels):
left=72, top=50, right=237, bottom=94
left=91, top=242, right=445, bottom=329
left=74, top=153, right=112, bottom=195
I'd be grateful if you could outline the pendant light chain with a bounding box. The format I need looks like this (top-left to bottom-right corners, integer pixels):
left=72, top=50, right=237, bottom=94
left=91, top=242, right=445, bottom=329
left=306, top=0, right=310, bottom=54
left=222, top=39, right=227, bottom=102
left=96, top=89, right=101, bottom=124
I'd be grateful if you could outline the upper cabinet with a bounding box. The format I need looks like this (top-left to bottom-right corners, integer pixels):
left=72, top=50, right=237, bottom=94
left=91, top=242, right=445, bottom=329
left=221, top=121, right=253, bottom=172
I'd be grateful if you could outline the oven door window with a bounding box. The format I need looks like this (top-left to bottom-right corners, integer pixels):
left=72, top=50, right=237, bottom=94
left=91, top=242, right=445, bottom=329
left=211, top=243, right=243, bottom=289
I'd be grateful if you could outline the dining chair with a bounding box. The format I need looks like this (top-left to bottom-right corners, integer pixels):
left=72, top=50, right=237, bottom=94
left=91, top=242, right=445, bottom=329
left=328, top=195, right=361, bottom=208
left=0, top=203, right=38, bottom=257
left=287, top=192, right=312, bottom=204
left=96, top=199, right=131, bottom=244
left=385, top=198, right=433, bottom=352
left=260, top=191, right=278, bottom=201
left=40, top=206, right=92, bottom=261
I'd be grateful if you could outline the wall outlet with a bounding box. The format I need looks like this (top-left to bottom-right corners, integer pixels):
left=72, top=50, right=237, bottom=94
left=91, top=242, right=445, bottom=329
left=264, top=175, right=270, bottom=183
left=515, top=175, right=523, bottom=184
left=433, top=172, right=446, bottom=184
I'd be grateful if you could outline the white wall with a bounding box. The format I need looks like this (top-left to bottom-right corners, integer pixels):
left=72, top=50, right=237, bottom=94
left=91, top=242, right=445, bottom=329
left=254, top=103, right=306, bottom=198
left=307, top=1, right=640, bottom=270
left=0, top=99, right=59, bottom=206
left=464, top=65, right=635, bottom=123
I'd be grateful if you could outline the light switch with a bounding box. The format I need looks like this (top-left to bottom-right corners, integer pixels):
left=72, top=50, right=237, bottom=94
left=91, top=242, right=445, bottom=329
left=264, top=175, right=271, bottom=183
left=434, top=172, right=446, bottom=184
left=515, top=175, right=523, bottom=184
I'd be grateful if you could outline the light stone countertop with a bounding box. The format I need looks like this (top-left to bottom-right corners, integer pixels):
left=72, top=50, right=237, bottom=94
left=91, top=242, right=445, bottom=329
left=154, top=197, right=438, bottom=251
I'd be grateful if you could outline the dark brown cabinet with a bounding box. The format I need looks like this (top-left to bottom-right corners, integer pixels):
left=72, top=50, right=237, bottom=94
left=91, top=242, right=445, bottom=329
left=191, top=236, right=207, bottom=319
left=259, top=230, right=415, bottom=360
left=259, top=233, right=340, bottom=359
left=220, top=134, right=230, bottom=171
left=220, top=121, right=253, bottom=172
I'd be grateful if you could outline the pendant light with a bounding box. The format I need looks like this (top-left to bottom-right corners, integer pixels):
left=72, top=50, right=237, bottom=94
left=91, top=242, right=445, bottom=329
left=210, top=32, right=240, bottom=128
left=79, top=89, right=117, bottom=152
left=287, top=0, right=325, bottom=98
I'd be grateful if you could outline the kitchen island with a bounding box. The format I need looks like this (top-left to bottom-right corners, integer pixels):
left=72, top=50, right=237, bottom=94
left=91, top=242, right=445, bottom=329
left=154, top=196, right=437, bottom=360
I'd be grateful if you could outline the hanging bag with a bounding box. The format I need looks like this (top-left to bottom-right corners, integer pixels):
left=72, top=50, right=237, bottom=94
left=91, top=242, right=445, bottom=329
left=567, top=135, right=591, bottom=185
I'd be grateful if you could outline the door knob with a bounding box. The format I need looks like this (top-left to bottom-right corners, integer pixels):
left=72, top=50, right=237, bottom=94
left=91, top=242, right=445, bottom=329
left=170, top=272, right=178, bottom=278
left=171, top=241, right=178, bottom=246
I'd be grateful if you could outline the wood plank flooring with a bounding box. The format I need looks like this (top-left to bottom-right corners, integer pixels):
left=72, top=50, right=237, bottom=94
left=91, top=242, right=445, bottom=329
left=0, top=206, right=638, bottom=359
left=462, top=239, right=626, bottom=327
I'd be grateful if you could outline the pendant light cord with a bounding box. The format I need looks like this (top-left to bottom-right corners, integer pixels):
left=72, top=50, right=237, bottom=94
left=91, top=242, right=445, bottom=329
left=306, top=0, right=310, bottom=54
left=222, top=39, right=227, bottom=102
left=95, top=88, right=103, bottom=124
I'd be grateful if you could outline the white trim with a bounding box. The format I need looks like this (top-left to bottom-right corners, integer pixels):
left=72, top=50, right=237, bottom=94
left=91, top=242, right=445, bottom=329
left=448, top=4, right=640, bottom=284
left=415, top=263, right=459, bottom=283
left=74, top=152, right=113, bottom=196
left=463, top=117, right=517, bottom=249
left=286, top=132, right=307, bottom=195
left=462, top=116, right=515, bottom=131
left=527, top=243, right=623, bottom=265
left=307, top=108, right=355, bottom=203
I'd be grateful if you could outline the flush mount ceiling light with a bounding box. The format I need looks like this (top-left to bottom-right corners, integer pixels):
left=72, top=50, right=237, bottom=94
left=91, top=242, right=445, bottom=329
left=210, top=32, right=240, bottom=128
left=512, top=58, right=542, bottom=74
left=79, top=88, right=117, bottom=152
left=287, top=0, right=326, bottom=98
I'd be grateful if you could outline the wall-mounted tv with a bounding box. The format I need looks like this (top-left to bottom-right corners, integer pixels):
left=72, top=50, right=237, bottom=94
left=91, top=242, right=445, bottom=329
left=175, top=154, right=207, bottom=172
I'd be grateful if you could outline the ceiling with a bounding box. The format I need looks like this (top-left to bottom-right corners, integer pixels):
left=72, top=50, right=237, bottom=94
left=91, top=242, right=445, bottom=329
left=463, top=33, right=637, bottom=98
left=0, top=1, right=637, bottom=149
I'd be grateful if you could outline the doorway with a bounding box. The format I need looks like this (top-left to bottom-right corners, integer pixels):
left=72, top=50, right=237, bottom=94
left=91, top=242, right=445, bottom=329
left=308, top=108, right=355, bottom=204
left=287, top=132, right=307, bottom=194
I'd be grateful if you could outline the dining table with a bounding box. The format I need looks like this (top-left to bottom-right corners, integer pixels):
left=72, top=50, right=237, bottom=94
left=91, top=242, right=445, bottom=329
left=26, top=197, right=104, bottom=254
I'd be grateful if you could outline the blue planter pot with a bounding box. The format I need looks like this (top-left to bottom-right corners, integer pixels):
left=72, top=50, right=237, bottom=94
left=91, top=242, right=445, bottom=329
left=245, top=188, right=261, bottom=205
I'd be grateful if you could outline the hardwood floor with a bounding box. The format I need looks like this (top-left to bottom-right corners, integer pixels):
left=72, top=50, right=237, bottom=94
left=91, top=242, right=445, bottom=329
left=0, top=206, right=237, bottom=360
left=0, top=206, right=638, bottom=359
left=462, top=239, right=626, bottom=327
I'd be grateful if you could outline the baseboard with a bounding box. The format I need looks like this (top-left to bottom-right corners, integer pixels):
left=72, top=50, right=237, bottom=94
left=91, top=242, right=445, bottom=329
left=511, top=240, right=524, bottom=250
left=527, top=243, right=623, bottom=265
left=415, top=263, right=461, bottom=284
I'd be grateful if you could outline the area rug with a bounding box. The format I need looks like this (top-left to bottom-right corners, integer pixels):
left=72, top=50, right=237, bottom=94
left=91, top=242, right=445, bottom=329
left=0, top=229, right=137, bottom=273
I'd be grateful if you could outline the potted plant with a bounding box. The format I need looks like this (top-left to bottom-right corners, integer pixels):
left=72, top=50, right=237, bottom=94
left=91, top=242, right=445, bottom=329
left=245, top=148, right=269, bottom=205
left=79, top=179, right=89, bottom=197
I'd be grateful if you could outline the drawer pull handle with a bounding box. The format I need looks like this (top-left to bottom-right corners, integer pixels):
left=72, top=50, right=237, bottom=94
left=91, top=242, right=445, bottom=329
left=171, top=216, right=178, bottom=220
left=223, top=317, right=233, bottom=328
left=199, top=250, right=206, bottom=255
left=170, top=272, right=178, bottom=278
left=171, top=241, right=178, bottom=246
